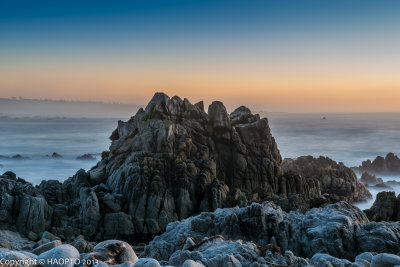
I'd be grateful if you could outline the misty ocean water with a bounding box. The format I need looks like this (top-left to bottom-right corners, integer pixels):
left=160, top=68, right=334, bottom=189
left=0, top=116, right=125, bottom=185
left=1, top=113, right=400, bottom=208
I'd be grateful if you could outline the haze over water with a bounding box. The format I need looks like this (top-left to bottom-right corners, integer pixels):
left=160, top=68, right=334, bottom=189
left=0, top=116, right=123, bottom=184
left=1, top=111, right=399, bottom=209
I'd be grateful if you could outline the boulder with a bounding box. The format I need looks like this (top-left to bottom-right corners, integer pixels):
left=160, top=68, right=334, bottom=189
left=0, top=249, right=37, bottom=267
left=0, top=230, right=35, bottom=250
left=32, top=240, right=62, bottom=255
left=371, top=253, right=400, bottom=267
left=37, top=244, right=79, bottom=267
left=132, top=258, right=161, bottom=267
left=93, top=240, right=138, bottom=264
left=183, top=260, right=206, bottom=267
left=70, top=235, right=93, bottom=253
left=310, top=253, right=352, bottom=266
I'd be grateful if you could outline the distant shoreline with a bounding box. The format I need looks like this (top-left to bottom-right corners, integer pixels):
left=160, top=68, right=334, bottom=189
left=0, top=97, right=141, bottom=117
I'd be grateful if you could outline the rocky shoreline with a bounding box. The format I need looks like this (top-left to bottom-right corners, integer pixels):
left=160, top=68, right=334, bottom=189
left=1, top=199, right=400, bottom=266
left=1, top=93, right=400, bottom=266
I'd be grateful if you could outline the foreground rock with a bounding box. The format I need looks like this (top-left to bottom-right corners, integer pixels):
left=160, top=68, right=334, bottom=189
left=0, top=230, right=35, bottom=250
left=354, top=152, right=400, bottom=175
left=37, top=244, right=79, bottom=267
left=2, top=231, right=400, bottom=267
left=143, top=201, right=400, bottom=261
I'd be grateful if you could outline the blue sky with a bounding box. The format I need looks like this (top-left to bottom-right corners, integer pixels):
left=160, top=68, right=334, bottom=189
left=1, top=0, right=400, bottom=111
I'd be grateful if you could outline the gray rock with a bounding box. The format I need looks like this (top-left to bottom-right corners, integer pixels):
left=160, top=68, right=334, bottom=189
left=104, top=212, right=134, bottom=240
left=79, top=187, right=101, bottom=238
left=37, top=244, right=79, bottom=267
left=0, top=249, right=37, bottom=267
left=311, top=253, right=352, bottom=267
left=364, top=191, right=400, bottom=221
left=355, top=252, right=374, bottom=263
left=183, top=260, right=206, bottom=267
left=132, top=258, right=161, bottom=267
left=143, top=201, right=400, bottom=261
left=356, top=221, right=400, bottom=254
left=89, top=166, right=106, bottom=184
left=100, top=193, right=121, bottom=212
left=0, top=230, right=35, bottom=250
left=70, top=236, right=93, bottom=253
left=16, top=193, right=49, bottom=235
left=169, top=250, right=203, bottom=266
left=282, top=156, right=371, bottom=202
left=371, top=253, right=400, bottom=267
left=41, top=231, right=58, bottom=241
left=113, top=262, right=134, bottom=267
left=92, top=261, right=109, bottom=267
left=38, top=180, right=63, bottom=205
left=32, top=240, right=62, bottom=255
left=182, top=237, right=196, bottom=250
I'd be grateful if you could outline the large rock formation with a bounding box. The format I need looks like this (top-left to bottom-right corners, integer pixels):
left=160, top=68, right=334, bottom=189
left=353, top=152, right=400, bottom=175
left=0, top=93, right=371, bottom=244
left=74, top=93, right=284, bottom=241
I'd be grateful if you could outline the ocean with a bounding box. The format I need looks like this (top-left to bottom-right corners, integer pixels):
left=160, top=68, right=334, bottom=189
left=1, top=112, right=399, bottom=209
left=0, top=116, right=126, bottom=184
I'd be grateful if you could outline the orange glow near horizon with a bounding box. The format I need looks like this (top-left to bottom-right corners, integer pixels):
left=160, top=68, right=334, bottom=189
left=1, top=60, right=400, bottom=113
left=2, top=1, right=400, bottom=113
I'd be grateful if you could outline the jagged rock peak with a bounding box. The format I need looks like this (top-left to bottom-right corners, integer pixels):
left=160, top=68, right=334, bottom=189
left=134, top=92, right=257, bottom=123
left=93, top=92, right=281, bottom=240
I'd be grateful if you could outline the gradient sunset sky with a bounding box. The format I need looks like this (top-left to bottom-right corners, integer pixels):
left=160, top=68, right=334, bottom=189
left=1, top=0, right=400, bottom=112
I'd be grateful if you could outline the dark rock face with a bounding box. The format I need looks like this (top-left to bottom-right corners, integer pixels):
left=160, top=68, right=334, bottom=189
left=0, top=172, right=51, bottom=236
left=364, top=191, right=400, bottom=221
left=354, top=152, right=400, bottom=175
left=282, top=156, right=371, bottom=203
left=89, top=93, right=282, bottom=241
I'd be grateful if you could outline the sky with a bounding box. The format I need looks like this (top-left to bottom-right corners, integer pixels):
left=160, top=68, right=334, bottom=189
left=1, top=0, right=400, bottom=112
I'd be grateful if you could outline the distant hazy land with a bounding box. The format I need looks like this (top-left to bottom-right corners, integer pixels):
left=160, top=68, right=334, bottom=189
left=0, top=97, right=140, bottom=117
